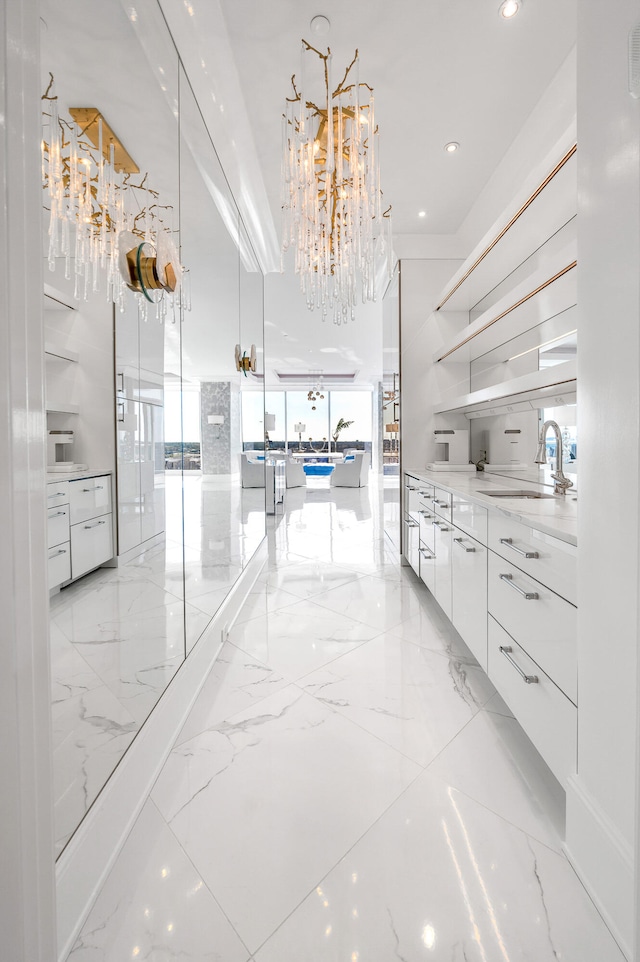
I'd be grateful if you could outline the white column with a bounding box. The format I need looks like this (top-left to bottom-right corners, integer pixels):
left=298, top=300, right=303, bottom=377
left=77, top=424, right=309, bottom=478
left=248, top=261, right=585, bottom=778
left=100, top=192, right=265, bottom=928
left=0, top=0, right=57, bottom=958
left=565, top=5, right=640, bottom=958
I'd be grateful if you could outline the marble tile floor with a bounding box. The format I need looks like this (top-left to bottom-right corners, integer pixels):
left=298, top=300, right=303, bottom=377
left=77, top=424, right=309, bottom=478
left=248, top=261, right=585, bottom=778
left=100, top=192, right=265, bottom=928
left=49, top=474, right=267, bottom=857
left=66, top=480, right=625, bottom=961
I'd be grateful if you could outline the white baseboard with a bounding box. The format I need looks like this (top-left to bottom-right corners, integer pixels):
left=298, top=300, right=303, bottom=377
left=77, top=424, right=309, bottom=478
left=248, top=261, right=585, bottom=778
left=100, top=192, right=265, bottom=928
left=564, top=774, right=633, bottom=961
left=55, top=538, right=267, bottom=960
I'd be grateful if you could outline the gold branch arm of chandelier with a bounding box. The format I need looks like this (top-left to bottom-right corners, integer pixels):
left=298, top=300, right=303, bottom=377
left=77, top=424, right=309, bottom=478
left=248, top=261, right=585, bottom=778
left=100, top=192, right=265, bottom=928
left=41, top=72, right=56, bottom=101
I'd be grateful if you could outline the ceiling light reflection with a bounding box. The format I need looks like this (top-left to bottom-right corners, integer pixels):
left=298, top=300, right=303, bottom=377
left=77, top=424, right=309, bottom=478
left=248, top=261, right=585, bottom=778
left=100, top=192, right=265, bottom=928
left=499, top=0, right=522, bottom=17
left=422, top=924, right=436, bottom=949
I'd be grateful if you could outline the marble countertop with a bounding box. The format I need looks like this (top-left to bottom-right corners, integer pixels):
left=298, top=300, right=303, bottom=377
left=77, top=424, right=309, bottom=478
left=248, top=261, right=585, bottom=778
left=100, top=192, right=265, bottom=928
left=404, top=467, right=578, bottom=546
left=47, top=467, right=113, bottom=483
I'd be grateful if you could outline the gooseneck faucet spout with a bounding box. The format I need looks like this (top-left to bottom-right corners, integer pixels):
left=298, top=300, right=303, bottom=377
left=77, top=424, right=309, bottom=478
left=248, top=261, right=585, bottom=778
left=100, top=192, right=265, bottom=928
left=534, top=420, right=574, bottom=496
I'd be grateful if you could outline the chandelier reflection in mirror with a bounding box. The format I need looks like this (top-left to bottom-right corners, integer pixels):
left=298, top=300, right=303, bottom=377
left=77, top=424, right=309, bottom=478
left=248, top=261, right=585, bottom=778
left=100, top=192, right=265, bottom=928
left=41, top=76, right=190, bottom=321
left=282, top=41, right=392, bottom=325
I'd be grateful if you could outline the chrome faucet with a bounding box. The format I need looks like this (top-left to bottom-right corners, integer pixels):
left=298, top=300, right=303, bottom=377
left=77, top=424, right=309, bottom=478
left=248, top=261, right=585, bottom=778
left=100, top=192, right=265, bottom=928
left=534, top=420, right=573, bottom=495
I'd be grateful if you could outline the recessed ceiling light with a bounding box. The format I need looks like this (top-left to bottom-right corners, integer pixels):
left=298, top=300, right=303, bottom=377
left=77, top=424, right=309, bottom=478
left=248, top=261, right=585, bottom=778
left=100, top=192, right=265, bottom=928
left=499, top=0, right=522, bottom=19
left=444, top=142, right=459, bottom=153
left=418, top=211, right=427, bottom=218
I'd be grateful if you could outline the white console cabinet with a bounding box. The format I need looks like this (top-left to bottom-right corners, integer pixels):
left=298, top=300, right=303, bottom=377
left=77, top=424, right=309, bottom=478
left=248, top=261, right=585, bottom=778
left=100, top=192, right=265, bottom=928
left=47, top=473, right=114, bottom=588
left=404, top=471, right=577, bottom=786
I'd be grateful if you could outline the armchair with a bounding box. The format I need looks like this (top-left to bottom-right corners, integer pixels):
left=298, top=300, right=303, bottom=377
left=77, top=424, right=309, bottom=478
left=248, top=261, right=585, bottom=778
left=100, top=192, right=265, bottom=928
left=330, top=452, right=371, bottom=487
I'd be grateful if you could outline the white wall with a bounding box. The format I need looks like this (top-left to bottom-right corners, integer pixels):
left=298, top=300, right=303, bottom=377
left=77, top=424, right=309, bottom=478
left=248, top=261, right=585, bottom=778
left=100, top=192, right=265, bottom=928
left=0, top=1, right=58, bottom=958
left=565, top=4, right=640, bottom=957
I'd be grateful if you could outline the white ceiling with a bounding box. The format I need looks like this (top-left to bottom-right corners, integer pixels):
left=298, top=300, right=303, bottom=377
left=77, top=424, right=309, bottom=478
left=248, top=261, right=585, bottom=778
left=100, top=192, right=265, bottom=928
left=166, top=0, right=577, bottom=388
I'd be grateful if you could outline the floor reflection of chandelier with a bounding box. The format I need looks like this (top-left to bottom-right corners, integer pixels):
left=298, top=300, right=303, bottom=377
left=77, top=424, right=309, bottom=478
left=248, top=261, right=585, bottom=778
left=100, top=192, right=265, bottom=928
left=282, top=40, right=392, bottom=325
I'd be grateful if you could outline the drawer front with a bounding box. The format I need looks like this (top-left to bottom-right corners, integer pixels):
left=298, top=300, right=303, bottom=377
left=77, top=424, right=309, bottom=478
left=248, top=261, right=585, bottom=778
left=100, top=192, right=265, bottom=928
left=419, top=541, right=436, bottom=595
left=431, top=487, right=452, bottom=521
left=417, top=482, right=434, bottom=504
left=404, top=518, right=420, bottom=576
left=488, top=514, right=576, bottom=605
left=452, top=530, right=488, bottom=670
left=488, top=616, right=577, bottom=786
left=71, top=513, right=113, bottom=579
left=48, top=541, right=70, bottom=589
left=47, top=481, right=69, bottom=508
left=69, top=476, right=112, bottom=525
left=47, top=504, right=70, bottom=549
left=452, top=495, right=488, bottom=546
left=488, top=552, right=577, bottom=703
left=433, top=520, right=452, bottom=619
left=418, top=504, right=436, bottom=550
left=404, top=476, right=421, bottom=521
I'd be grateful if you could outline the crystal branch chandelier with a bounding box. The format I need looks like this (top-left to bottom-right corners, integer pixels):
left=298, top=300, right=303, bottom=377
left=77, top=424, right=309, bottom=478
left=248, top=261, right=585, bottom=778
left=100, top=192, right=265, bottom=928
left=41, top=75, right=189, bottom=321
left=282, top=41, right=392, bottom=325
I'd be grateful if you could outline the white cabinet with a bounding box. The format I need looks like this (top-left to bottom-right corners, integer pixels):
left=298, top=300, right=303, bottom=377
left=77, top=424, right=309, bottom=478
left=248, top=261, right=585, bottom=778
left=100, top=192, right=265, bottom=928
left=68, top=475, right=113, bottom=580
left=488, top=615, right=576, bottom=786
left=451, top=527, right=488, bottom=670
left=404, top=517, right=420, bottom=576
left=116, top=398, right=165, bottom=556
left=47, top=481, right=71, bottom=589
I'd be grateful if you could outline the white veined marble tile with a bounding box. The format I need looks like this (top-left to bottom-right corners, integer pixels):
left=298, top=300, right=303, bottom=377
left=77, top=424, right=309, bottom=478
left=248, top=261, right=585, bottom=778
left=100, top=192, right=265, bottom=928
left=50, top=629, right=103, bottom=706
left=310, top=572, right=424, bottom=632
left=301, top=633, right=495, bottom=767
left=252, top=771, right=626, bottom=962
left=229, top=597, right=381, bottom=681
left=257, top=559, right=364, bottom=600
left=428, top=708, right=567, bottom=853
left=151, top=684, right=421, bottom=953
left=67, top=799, right=250, bottom=962
left=387, top=594, right=480, bottom=663
left=51, top=577, right=184, bottom=639
left=174, top=642, right=288, bottom=746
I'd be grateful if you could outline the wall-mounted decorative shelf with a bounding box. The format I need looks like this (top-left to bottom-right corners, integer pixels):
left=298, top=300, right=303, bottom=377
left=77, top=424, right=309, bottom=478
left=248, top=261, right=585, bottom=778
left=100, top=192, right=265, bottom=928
left=434, top=358, right=576, bottom=417
left=434, top=128, right=577, bottom=314
left=45, top=344, right=79, bottom=363
left=434, top=243, right=577, bottom=364
left=46, top=403, right=80, bottom=415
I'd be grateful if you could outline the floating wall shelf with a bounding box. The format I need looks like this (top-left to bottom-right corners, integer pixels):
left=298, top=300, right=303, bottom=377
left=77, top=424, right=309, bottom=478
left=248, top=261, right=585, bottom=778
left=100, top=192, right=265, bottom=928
left=434, top=359, right=576, bottom=417
left=45, top=344, right=79, bottom=364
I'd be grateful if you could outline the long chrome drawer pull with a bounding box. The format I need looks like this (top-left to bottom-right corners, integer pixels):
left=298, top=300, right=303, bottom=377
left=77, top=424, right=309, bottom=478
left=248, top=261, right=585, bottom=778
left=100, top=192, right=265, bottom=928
left=418, top=510, right=432, bottom=516
left=499, top=537, right=538, bottom=559
left=48, top=492, right=66, bottom=499
left=499, top=645, right=539, bottom=684
left=432, top=498, right=449, bottom=508
left=405, top=520, right=419, bottom=528
left=82, top=485, right=104, bottom=492
left=499, top=573, right=538, bottom=600
left=432, top=520, right=449, bottom=530
left=453, top=537, right=475, bottom=552
left=49, top=511, right=67, bottom=518
left=84, top=520, right=107, bottom=529
left=406, top=485, right=417, bottom=491
left=50, top=548, right=67, bottom=557
left=419, top=547, right=434, bottom=559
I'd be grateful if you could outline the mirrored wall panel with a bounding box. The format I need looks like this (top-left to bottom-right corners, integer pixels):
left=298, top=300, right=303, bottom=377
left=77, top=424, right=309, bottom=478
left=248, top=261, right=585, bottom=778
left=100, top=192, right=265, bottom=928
left=42, top=0, right=265, bottom=858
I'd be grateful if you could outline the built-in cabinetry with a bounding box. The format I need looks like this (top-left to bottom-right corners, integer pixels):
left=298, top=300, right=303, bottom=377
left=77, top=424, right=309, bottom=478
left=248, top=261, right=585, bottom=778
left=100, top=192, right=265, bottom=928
left=115, top=302, right=165, bottom=557
left=47, top=473, right=114, bottom=589
left=405, top=470, right=577, bottom=787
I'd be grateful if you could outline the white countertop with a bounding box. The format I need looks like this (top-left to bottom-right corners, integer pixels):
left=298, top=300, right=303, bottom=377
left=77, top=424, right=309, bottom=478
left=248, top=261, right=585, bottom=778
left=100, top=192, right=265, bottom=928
left=405, top=467, right=578, bottom=546
left=47, top=467, right=113, bottom=483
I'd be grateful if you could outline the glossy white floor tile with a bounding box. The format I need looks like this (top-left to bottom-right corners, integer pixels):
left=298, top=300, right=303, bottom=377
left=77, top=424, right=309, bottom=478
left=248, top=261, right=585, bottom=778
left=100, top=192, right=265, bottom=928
left=66, top=479, right=623, bottom=962
left=67, top=800, right=250, bottom=961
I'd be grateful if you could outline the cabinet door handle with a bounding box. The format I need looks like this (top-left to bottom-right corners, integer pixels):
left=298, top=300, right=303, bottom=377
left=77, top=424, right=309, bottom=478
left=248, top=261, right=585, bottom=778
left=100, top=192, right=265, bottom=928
left=406, top=485, right=417, bottom=491
left=432, top=498, right=448, bottom=508
left=50, top=548, right=67, bottom=557
left=47, top=491, right=66, bottom=499
left=84, top=519, right=107, bottom=529
left=499, top=537, right=538, bottom=559
left=117, top=401, right=125, bottom=423
left=499, top=573, right=538, bottom=600
left=418, top=510, right=432, bottom=517
left=432, top=520, right=449, bottom=531
left=499, top=645, right=539, bottom=684
left=419, top=547, right=434, bottom=560
left=82, top=485, right=104, bottom=492
left=453, top=537, right=475, bottom=552
left=49, top=511, right=67, bottom=518
left=405, top=520, right=419, bottom=528
left=117, top=372, right=125, bottom=393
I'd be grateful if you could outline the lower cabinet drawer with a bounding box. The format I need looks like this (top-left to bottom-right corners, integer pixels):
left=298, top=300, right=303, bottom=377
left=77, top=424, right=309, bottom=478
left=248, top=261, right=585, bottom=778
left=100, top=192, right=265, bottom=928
left=71, top=514, right=113, bottom=580
left=419, top=541, right=436, bottom=594
left=48, top=542, right=71, bottom=589
left=69, top=476, right=112, bottom=525
left=488, top=552, right=577, bottom=703
left=452, top=530, right=488, bottom=671
left=488, top=615, right=577, bottom=787
left=47, top=504, right=70, bottom=548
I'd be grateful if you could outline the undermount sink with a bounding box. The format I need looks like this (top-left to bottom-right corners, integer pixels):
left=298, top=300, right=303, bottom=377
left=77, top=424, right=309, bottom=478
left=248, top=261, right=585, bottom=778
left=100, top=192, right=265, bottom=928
left=480, top=489, right=556, bottom=499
